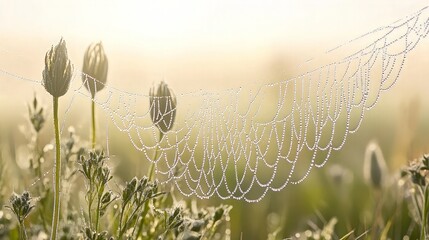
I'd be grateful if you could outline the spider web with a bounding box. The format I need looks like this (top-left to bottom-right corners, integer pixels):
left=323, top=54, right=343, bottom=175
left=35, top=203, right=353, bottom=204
left=1, top=6, right=429, bottom=202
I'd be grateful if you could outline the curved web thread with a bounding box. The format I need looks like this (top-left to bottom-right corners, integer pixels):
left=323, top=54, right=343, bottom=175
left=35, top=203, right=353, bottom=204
left=1, top=6, right=429, bottom=202
left=77, top=6, right=429, bottom=202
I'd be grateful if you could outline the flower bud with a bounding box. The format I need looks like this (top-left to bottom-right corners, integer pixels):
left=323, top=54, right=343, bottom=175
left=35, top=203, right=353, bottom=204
left=149, top=81, right=177, bottom=135
left=6, top=191, right=35, bottom=223
left=28, top=94, right=45, bottom=132
left=363, top=141, right=388, bottom=189
left=101, top=191, right=112, bottom=205
left=42, top=38, right=73, bottom=98
left=213, top=206, right=224, bottom=223
left=82, top=42, right=108, bottom=97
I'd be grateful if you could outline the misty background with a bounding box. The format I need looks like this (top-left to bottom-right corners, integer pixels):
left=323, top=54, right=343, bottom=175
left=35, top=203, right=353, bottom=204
left=1, top=1, right=429, bottom=238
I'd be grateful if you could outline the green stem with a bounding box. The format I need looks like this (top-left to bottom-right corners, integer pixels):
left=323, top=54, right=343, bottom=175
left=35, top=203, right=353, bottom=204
left=426, top=187, right=429, bottom=239
left=87, top=190, right=94, bottom=229
left=50, top=97, right=61, bottom=240
left=122, top=200, right=143, bottom=235
left=35, top=135, right=44, bottom=181
left=118, top=203, right=137, bottom=238
left=19, top=221, right=27, bottom=240
left=34, top=135, right=48, bottom=232
left=118, top=204, right=127, bottom=239
left=137, top=132, right=163, bottom=237
left=207, top=221, right=220, bottom=240
left=147, top=132, right=163, bottom=181
left=147, top=158, right=156, bottom=182
left=95, top=184, right=105, bottom=231
left=421, top=185, right=429, bottom=240
left=135, top=198, right=151, bottom=238
left=38, top=204, right=48, bottom=234
left=419, top=186, right=427, bottom=240
left=91, top=100, right=96, bottom=149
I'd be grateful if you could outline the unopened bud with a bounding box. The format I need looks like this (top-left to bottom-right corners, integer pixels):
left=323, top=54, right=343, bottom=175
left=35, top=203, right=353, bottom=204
left=82, top=42, right=108, bottom=97
left=42, top=38, right=73, bottom=98
left=149, top=81, right=177, bottom=136
left=363, top=141, right=388, bottom=189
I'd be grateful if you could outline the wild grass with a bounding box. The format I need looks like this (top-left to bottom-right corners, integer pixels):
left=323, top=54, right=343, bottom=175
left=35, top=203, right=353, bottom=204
left=0, top=39, right=232, bottom=240
left=0, top=92, right=233, bottom=240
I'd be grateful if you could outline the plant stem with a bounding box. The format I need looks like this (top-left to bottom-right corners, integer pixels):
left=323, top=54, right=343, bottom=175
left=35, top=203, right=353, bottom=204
left=147, top=150, right=157, bottom=181
left=51, top=97, right=61, bottom=240
left=34, top=134, right=49, bottom=232
left=122, top=200, right=143, bottom=235
left=95, top=184, right=105, bottom=231
left=137, top=132, right=163, bottom=238
left=135, top=198, right=150, bottom=238
left=88, top=188, right=94, bottom=229
left=421, top=185, right=429, bottom=240
left=19, top=221, right=27, bottom=240
left=118, top=204, right=127, bottom=239
left=91, top=100, right=96, bottom=149
left=147, top=132, right=163, bottom=181
left=35, top=135, right=44, bottom=181
left=118, top=203, right=137, bottom=239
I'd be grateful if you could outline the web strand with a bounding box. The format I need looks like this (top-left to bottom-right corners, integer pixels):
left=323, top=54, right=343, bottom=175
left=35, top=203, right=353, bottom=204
left=1, top=6, right=428, bottom=202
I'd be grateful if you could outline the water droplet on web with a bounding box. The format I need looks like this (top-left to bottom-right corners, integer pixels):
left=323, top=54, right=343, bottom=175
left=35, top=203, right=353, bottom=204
left=1, top=6, right=428, bottom=201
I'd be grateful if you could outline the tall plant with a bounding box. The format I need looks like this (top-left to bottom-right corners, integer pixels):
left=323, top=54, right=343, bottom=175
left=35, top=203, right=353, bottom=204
left=42, top=38, right=73, bottom=240
left=147, top=81, right=177, bottom=180
left=82, top=42, right=108, bottom=149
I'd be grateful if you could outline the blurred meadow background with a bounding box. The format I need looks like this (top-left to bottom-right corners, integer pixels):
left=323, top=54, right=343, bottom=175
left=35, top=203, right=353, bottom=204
left=1, top=0, right=429, bottom=239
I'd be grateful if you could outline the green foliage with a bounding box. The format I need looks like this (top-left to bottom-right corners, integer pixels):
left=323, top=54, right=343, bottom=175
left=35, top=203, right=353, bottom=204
left=6, top=192, right=34, bottom=224
left=78, top=150, right=115, bottom=231
left=402, top=155, right=429, bottom=239
left=0, top=93, right=232, bottom=240
left=5, top=191, right=34, bottom=240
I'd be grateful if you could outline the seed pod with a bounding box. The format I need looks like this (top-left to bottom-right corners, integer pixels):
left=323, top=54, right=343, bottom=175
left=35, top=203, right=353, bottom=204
left=363, top=141, right=388, bottom=189
left=149, top=81, right=177, bottom=136
left=82, top=42, right=108, bottom=97
left=42, top=38, right=73, bottom=98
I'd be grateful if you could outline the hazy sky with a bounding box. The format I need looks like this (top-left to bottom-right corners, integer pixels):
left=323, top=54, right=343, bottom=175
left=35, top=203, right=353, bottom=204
left=0, top=1, right=428, bottom=92
left=1, top=1, right=427, bottom=49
